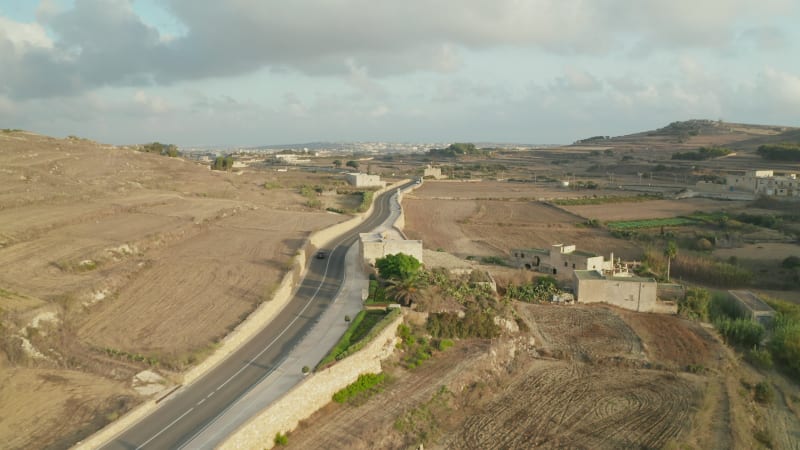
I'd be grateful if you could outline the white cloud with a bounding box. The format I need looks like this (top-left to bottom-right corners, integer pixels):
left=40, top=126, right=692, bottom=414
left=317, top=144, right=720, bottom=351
left=553, top=67, right=603, bottom=92
left=0, top=16, right=52, bottom=50
left=134, top=90, right=170, bottom=114
left=758, top=68, right=800, bottom=105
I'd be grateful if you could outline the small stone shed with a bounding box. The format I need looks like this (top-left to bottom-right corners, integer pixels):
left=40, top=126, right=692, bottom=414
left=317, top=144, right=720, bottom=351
left=728, top=290, right=776, bottom=327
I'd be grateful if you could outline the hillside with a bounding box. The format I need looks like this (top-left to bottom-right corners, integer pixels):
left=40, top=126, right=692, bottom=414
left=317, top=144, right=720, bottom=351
left=0, top=130, right=344, bottom=449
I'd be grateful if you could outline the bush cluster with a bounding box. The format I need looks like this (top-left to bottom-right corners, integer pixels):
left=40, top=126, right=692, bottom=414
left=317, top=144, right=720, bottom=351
left=426, top=310, right=500, bottom=339
left=671, top=146, right=731, bottom=160
left=332, top=372, right=386, bottom=403
left=714, top=317, right=765, bottom=347
left=757, top=143, right=800, bottom=161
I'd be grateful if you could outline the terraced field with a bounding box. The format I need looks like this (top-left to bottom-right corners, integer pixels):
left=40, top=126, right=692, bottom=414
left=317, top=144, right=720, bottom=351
left=446, top=363, right=697, bottom=449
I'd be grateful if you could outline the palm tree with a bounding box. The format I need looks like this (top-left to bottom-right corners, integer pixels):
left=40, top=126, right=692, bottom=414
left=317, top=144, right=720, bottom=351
left=385, top=274, right=426, bottom=307
left=664, top=241, right=677, bottom=281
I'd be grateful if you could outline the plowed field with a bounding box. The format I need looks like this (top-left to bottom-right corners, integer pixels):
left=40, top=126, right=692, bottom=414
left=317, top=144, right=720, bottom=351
left=285, top=304, right=714, bottom=450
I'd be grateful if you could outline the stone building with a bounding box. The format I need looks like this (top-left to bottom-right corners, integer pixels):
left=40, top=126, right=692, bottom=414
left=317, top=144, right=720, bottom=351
left=573, top=270, right=666, bottom=313
left=512, top=244, right=612, bottom=279
left=423, top=164, right=444, bottom=179
left=346, top=172, right=386, bottom=188
left=359, top=231, right=423, bottom=266
left=726, top=170, right=800, bottom=197
left=728, top=290, right=776, bottom=327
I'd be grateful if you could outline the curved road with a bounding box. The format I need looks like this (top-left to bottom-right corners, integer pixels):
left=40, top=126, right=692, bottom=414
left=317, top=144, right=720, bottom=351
left=102, top=181, right=414, bottom=450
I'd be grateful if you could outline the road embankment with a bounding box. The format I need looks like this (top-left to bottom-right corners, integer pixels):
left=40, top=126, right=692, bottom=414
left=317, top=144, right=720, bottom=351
left=219, top=312, right=403, bottom=450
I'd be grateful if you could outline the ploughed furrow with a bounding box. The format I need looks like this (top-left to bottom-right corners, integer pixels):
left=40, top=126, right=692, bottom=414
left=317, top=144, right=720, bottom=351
left=287, top=342, right=489, bottom=450
left=448, top=364, right=700, bottom=450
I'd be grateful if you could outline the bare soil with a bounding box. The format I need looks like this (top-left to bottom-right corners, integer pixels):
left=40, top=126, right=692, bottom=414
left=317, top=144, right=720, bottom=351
left=714, top=242, right=800, bottom=261
left=287, top=304, right=726, bottom=450
left=0, top=132, right=350, bottom=448
left=403, top=197, right=641, bottom=259
left=563, top=198, right=748, bottom=222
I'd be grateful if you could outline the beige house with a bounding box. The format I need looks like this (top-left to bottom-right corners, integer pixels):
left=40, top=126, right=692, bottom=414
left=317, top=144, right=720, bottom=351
left=423, top=165, right=445, bottom=179
left=359, top=231, right=423, bottom=266
left=726, top=170, right=800, bottom=197
left=512, top=244, right=612, bottom=279
left=346, top=172, right=386, bottom=188
left=573, top=270, right=666, bottom=313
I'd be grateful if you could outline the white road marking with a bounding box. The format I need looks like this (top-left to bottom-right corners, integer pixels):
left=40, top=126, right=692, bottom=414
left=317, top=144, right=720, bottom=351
left=135, top=185, right=403, bottom=449
left=136, top=407, right=194, bottom=450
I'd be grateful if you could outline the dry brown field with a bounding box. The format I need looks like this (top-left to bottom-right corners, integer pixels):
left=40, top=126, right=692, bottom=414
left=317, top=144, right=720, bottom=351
left=287, top=303, right=749, bottom=450
left=0, top=131, right=351, bottom=448
left=410, top=180, right=623, bottom=200
left=714, top=242, right=800, bottom=261
left=403, top=197, right=641, bottom=260
left=562, top=198, right=748, bottom=222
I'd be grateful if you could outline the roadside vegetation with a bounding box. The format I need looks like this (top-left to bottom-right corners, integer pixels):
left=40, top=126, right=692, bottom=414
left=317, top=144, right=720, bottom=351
left=332, top=372, right=387, bottom=404
left=316, top=308, right=401, bottom=369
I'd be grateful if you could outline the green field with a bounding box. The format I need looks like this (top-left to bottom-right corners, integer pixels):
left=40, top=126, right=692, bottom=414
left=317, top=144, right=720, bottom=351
left=606, top=217, right=698, bottom=230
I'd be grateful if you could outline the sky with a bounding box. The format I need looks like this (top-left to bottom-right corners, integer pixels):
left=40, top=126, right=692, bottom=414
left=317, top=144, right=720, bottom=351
left=0, top=0, right=799, bottom=146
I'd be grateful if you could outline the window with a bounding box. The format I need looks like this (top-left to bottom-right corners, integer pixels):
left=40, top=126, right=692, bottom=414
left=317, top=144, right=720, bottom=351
left=564, top=261, right=568, bottom=267
left=572, top=263, right=576, bottom=269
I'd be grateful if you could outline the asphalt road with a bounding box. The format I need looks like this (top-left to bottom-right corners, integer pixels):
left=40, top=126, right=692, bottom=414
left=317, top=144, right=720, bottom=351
left=102, top=181, right=413, bottom=450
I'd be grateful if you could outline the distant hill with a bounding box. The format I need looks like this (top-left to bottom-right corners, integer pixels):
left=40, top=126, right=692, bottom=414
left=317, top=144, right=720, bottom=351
left=573, top=120, right=799, bottom=153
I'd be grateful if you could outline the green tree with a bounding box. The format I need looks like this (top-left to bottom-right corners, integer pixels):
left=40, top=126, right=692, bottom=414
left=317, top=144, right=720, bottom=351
left=385, top=274, right=426, bottom=306
left=664, top=241, right=677, bottom=281
left=679, top=287, right=710, bottom=321
left=375, top=253, right=421, bottom=281
left=333, top=159, right=342, bottom=168
left=346, top=160, right=359, bottom=169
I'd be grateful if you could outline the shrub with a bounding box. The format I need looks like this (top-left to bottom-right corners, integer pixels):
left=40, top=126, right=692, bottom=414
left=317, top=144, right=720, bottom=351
left=768, top=314, right=800, bottom=377
left=479, top=256, right=508, bottom=266
left=332, top=372, right=386, bottom=403
left=686, top=364, right=705, bottom=374
left=274, top=432, right=288, bottom=446
left=715, top=317, right=765, bottom=347
left=782, top=256, right=800, bottom=269
left=745, top=348, right=773, bottom=370
left=426, top=310, right=500, bottom=339
left=754, top=381, right=774, bottom=404
left=301, top=365, right=310, bottom=374
left=437, top=339, right=454, bottom=351
left=679, top=288, right=710, bottom=321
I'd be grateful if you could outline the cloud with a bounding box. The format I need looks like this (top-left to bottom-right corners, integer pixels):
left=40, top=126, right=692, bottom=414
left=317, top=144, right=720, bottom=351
left=134, top=90, right=170, bottom=114
left=553, top=68, right=603, bottom=92
left=1, top=0, right=797, bottom=100
left=0, top=16, right=52, bottom=50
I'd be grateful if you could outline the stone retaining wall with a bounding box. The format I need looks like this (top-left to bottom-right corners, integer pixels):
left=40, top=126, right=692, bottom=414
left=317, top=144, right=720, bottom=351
left=220, top=313, right=403, bottom=450
left=75, top=179, right=406, bottom=449
left=393, top=180, right=422, bottom=235
left=310, top=180, right=408, bottom=249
